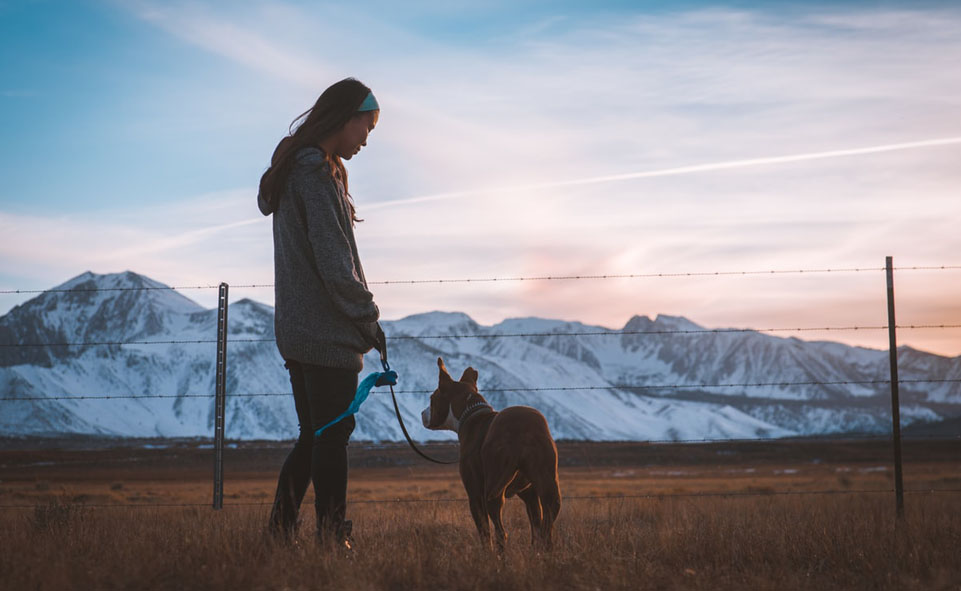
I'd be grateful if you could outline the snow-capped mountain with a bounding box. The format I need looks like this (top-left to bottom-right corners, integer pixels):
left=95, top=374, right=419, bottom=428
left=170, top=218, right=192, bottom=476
left=1, top=271, right=958, bottom=441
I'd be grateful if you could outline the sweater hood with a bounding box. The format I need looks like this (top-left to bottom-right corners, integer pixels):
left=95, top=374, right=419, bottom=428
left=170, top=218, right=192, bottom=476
left=258, top=147, right=328, bottom=216
left=257, top=190, right=274, bottom=216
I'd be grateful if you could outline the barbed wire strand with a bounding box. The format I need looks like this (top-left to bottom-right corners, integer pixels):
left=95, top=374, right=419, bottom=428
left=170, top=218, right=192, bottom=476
left=4, top=323, right=961, bottom=349
left=0, top=434, right=954, bottom=453
left=4, top=378, right=960, bottom=402
left=1, top=488, right=959, bottom=510
left=370, top=266, right=961, bottom=285
left=3, top=265, right=961, bottom=295
left=2, top=339, right=223, bottom=348
left=0, top=285, right=225, bottom=295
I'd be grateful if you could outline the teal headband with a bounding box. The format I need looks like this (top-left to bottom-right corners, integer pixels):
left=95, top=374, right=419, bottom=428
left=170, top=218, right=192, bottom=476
left=357, top=92, right=379, bottom=112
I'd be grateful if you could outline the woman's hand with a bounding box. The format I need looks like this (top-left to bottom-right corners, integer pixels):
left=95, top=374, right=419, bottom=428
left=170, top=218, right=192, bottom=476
left=359, top=321, right=387, bottom=357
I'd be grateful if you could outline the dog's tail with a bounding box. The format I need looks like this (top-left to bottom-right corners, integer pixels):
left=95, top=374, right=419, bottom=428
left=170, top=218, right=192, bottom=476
left=523, top=416, right=561, bottom=528
left=533, top=455, right=561, bottom=548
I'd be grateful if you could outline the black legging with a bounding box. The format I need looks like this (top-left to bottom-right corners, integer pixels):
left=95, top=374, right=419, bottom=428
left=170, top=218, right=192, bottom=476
left=269, top=360, right=357, bottom=540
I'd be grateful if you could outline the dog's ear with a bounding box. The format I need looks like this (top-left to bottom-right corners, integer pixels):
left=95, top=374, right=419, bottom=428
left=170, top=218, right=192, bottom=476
left=460, top=367, right=478, bottom=386
left=438, top=357, right=454, bottom=385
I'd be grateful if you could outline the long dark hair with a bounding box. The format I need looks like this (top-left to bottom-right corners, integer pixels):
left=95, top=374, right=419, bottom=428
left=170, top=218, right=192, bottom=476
left=259, top=78, right=372, bottom=221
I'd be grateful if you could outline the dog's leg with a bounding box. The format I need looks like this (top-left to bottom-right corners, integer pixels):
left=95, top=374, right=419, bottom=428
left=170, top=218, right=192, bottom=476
left=463, top=471, right=491, bottom=549
left=485, top=491, right=508, bottom=554
left=516, top=487, right=542, bottom=547
left=483, top=470, right=518, bottom=554
left=467, top=494, right=491, bottom=550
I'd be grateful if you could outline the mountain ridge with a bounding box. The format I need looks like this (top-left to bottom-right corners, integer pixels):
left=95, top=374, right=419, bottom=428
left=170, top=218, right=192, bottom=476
left=1, top=271, right=958, bottom=441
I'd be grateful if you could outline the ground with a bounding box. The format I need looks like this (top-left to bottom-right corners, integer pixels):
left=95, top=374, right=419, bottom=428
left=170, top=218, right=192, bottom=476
left=0, top=438, right=958, bottom=590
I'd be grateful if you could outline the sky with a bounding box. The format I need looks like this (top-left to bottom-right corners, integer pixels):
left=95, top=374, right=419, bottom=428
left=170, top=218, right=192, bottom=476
left=1, top=0, right=960, bottom=356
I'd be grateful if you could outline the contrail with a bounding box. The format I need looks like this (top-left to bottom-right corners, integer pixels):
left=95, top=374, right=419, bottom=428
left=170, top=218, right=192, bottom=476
left=365, top=136, right=961, bottom=211
left=102, top=217, right=264, bottom=260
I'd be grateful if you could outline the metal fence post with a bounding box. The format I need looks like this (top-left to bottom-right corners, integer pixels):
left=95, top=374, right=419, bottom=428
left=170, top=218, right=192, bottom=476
left=213, top=282, right=229, bottom=510
left=885, top=257, right=904, bottom=518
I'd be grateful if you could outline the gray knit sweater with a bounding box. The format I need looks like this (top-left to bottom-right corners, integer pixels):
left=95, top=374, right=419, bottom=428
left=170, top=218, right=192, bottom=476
left=257, top=147, right=379, bottom=371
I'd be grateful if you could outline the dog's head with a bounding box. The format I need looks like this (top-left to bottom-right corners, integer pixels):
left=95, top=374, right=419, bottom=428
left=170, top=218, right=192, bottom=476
left=421, top=357, right=486, bottom=433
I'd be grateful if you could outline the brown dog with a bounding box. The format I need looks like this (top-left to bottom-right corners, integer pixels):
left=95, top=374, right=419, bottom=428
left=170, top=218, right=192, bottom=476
left=421, top=358, right=561, bottom=551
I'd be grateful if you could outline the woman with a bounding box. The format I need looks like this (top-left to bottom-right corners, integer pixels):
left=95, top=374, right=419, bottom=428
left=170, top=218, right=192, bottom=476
left=257, top=78, right=385, bottom=549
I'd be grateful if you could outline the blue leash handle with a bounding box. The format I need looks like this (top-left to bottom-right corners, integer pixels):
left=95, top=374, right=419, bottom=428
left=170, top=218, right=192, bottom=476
left=314, top=346, right=454, bottom=464
left=313, top=369, right=397, bottom=437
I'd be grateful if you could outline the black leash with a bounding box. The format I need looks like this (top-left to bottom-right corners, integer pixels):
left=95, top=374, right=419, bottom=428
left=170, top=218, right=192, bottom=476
left=381, top=353, right=457, bottom=465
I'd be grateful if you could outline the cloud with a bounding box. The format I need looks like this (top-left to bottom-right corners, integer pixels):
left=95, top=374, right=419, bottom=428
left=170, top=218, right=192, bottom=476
left=6, top=2, right=961, bottom=356
left=120, top=3, right=961, bottom=201
left=126, top=1, right=327, bottom=88
left=0, top=191, right=274, bottom=311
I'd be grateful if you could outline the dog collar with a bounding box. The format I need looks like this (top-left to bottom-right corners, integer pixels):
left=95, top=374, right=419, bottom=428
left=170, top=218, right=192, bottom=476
left=458, top=401, right=494, bottom=426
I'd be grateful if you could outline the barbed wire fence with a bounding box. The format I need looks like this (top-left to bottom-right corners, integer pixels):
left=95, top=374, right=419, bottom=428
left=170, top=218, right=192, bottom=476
left=1, top=259, right=960, bottom=513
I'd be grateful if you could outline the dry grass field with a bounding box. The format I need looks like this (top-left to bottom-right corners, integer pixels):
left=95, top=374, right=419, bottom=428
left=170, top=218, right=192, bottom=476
left=1, top=438, right=959, bottom=590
